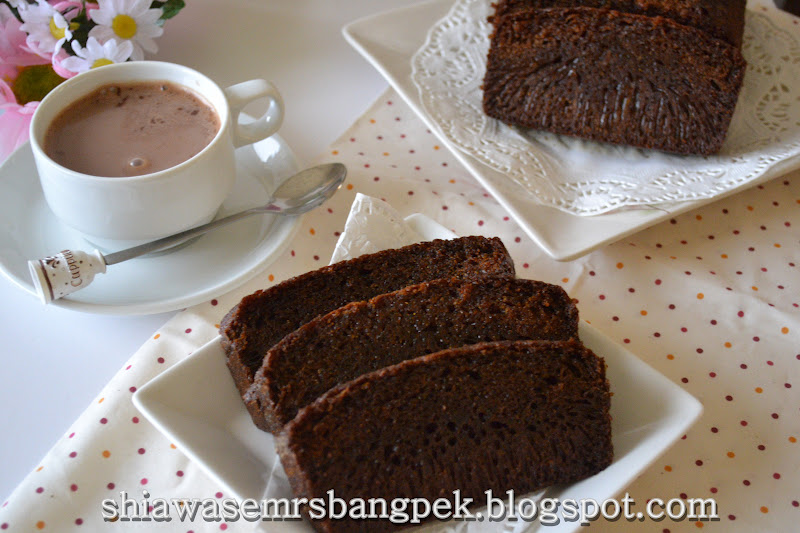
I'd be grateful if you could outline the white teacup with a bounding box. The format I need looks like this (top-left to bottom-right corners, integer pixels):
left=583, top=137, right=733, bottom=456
left=29, top=61, right=284, bottom=249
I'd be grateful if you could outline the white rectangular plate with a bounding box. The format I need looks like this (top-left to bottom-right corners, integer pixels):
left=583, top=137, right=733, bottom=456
left=341, top=0, right=800, bottom=261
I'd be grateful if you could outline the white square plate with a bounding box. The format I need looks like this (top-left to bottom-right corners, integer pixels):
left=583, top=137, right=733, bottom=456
left=342, top=0, right=800, bottom=261
left=134, top=227, right=703, bottom=532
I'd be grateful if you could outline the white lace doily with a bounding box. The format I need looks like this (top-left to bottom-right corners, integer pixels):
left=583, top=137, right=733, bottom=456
left=411, top=0, right=800, bottom=216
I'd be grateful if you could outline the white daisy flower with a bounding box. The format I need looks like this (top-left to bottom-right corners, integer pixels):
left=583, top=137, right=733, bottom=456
left=18, top=0, right=77, bottom=58
left=61, top=36, right=134, bottom=74
left=88, top=0, right=164, bottom=61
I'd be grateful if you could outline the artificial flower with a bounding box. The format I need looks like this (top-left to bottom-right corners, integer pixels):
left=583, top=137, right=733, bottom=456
left=61, top=35, right=133, bottom=73
left=89, top=0, right=164, bottom=61
left=0, top=0, right=185, bottom=165
left=0, top=2, right=66, bottom=161
left=1, top=2, right=63, bottom=162
left=0, top=2, right=50, bottom=72
left=18, top=0, right=79, bottom=59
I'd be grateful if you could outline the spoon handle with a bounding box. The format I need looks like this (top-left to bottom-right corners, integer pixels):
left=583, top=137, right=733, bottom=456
left=103, top=204, right=278, bottom=265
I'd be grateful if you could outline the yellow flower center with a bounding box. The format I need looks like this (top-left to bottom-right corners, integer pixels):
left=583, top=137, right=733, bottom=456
left=91, top=58, right=114, bottom=69
left=49, top=17, right=65, bottom=39
left=111, top=14, right=138, bottom=39
left=48, top=18, right=79, bottom=40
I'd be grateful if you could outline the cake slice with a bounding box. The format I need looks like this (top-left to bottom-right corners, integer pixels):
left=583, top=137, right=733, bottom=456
left=276, top=339, right=613, bottom=533
left=490, top=0, right=747, bottom=47
left=219, top=236, right=515, bottom=430
left=251, top=277, right=579, bottom=433
left=482, top=7, right=747, bottom=155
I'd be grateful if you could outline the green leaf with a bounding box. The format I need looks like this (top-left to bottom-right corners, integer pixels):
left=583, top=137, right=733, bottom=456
left=151, top=0, right=185, bottom=21
left=11, top=65, right=67, bottom=105
left=67, top=9, right=94, bottom=50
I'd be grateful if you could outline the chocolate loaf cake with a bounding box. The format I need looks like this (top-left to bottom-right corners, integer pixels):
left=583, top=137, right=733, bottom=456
left=490, top=0, right=747, bottom=47
left=482, top=6, right=747, bottom=155
left=219, top=236, right=514, bottom=430
left=251, top=277, right=579, bottom=433
left=277, top=339, right=613, bottom=533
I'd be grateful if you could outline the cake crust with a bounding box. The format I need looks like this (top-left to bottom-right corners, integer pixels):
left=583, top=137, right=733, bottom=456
left=490, top=0, right=747, bottom=47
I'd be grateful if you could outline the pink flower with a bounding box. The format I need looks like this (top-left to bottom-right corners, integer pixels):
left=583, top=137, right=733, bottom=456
left=0, top=3, right=60, bottom=164
left=1, top=3, right=51, bottom=72
left=0, top=80, right=37, bottom=163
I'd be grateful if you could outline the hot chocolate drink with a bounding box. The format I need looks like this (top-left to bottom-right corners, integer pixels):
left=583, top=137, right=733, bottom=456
left=44, top=81, right=220, bottom=177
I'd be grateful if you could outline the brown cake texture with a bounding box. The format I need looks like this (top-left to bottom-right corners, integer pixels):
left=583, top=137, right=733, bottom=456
left=490, top=0, right=747, bottom=47
left=219, top=236, right=515, bottom=430
left=276, top=339, right=613, bottom=533
left=482, top=6, right=747, bottom=155
left=251, top=277, right=579, bottom=433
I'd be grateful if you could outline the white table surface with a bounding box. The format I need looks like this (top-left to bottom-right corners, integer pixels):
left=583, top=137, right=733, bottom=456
left=0, top=0, right=423, bottom=501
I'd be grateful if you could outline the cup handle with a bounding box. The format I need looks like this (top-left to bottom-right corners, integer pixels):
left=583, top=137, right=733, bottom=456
left=224, top=79, right=284, bottom=148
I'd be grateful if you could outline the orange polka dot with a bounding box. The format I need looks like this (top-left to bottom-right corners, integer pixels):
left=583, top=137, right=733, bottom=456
left=309, top=228, right=316, bottom=236
left=727, top=451, right=735, bottom=458
left=761, top=506, right=769, bottom=514
left=667, top=354, right=675, bottom=360
left=695, top=522, right=704, bottom=529
left=696, top=215, right=702, bottom=221
left=664, top=465, right=672, bottom=472
left=616, top=262, right=624, bottom=269
left=721, top=254, right=728, bottom=259
left=170, top=444, right=177, bottom=449
left=331, top=150, right=339, bottom=155
left=433, top=145, right=440, bottom=150
left=369, top=118, right=376, bottom=124
left=102, top=450, right=111, bottom=458
left=382, top=152, right=389, bottom=156
left=268, top=274, right=275, bottom=282
left=697, top=293, right=704, bottom=300
left=36, top=521, right=45, bottom=530
left=36, top=466, right=43, bottom=472
left=774, top=243, right=781, bottom=248
left=153, top=333, right=161, bottom=340
left=449, top=179, right=456, bottom=184
left=467, top=201, right=474, bottom=206
left=98, top=397, right=104, bottom=404
left=755, top=387, right=763, bottom=394
left=724, top=342, right=732, bottom=348
left=562, top=278, right=569, bottom=283
left=751, top=286, right=759, bottom=291
left=747, top=205, right=754, bottom=211
left=346, top=184, right=354, bottom=190
left=789, top=436, right=797, bottom=443
left=669, top=256, right=677, bottom=260
left=781, top=327, right=789, bottom=334
left=640, top=310, right=648, bottom=316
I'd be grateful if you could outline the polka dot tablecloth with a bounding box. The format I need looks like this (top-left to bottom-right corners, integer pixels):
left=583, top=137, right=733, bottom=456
left=1, top=88, right=798, bottom=532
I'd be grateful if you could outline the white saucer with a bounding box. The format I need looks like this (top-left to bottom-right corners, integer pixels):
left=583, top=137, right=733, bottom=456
left=0, top=135, right=301, bottom=315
